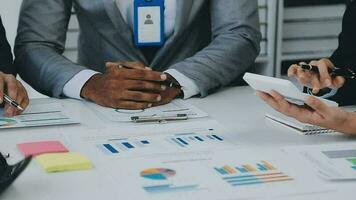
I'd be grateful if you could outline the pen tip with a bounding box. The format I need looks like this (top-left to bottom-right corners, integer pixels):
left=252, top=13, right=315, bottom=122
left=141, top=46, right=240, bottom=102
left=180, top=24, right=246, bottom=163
left=18, top=106, right=24, bottom=111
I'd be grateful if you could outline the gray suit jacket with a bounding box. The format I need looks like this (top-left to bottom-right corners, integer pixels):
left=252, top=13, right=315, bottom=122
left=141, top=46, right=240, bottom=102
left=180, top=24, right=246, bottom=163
left=15, top=0, right=261, bottom=98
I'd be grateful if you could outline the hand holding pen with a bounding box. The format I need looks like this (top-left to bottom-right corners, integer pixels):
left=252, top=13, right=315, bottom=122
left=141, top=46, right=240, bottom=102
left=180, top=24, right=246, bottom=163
left=287, top=58, right=348, bottom=94
left=0, top=72, right=28, bottom=117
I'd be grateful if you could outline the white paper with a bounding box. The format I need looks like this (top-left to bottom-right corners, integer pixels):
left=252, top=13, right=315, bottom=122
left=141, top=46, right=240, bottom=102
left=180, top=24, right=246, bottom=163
left=85, top=99, right=208, bottom=122
left=283, top=143, right=356, bottom=181
left=68, top=120, right=238, bottom=163
left=0, top=102, right=79, bottom=129
left=95, top=148, right=331, bottom=200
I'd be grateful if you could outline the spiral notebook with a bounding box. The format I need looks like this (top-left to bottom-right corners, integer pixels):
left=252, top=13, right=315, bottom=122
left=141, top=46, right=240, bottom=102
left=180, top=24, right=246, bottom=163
left=265, top=112, right=336, bottom=135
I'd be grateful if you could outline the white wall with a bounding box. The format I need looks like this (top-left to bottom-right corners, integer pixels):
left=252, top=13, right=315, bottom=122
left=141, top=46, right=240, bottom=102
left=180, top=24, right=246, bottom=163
left=0, top=0, right=46, bottom=98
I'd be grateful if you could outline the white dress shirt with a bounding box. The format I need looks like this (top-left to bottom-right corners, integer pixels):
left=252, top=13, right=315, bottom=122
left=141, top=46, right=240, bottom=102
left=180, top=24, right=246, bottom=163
left=63, top=0, right=199, bottom=99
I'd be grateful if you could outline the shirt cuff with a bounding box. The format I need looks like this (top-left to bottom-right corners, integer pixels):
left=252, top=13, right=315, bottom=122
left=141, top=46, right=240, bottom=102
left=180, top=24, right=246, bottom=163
left=165, top=69, right=200, bottom=99
left=63, top=69, right=100, bottom=99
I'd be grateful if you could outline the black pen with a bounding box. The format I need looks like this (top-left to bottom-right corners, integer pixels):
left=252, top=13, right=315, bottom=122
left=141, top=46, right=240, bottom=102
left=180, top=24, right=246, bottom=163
left=299, top=63, right=356, bottom=79
left=3, top=95, right=23, bottom=111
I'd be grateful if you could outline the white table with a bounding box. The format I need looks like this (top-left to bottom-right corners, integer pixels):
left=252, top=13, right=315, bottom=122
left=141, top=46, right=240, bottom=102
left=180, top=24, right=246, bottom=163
left=1, top=86, right=355, bottom=200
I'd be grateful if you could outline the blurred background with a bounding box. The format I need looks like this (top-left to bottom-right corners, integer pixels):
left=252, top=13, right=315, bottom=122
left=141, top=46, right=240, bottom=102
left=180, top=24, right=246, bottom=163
left=0, top=0, right=346, bottom=98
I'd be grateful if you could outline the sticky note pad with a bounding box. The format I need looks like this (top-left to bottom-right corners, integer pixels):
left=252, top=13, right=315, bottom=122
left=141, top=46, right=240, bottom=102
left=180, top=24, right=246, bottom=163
left=36, top=152, right=93, bottom=173
left=17, top=141, right=69, bottom=157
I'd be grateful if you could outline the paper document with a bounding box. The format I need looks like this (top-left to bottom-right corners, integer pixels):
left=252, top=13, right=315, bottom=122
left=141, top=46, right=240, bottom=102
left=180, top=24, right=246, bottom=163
left=69, top=120, right=238, bottom=163
left=86, top=99, right=208, bottom=122
left=283, top=144, right=356, bottom=181
left=97, top=148, right=331, bottom=200
left=0, top=102, right=79, bottom=129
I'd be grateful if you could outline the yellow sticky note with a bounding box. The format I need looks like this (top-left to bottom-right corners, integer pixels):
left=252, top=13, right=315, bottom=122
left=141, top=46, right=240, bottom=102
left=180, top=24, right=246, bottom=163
left=36, top=152, right=93, bottom=173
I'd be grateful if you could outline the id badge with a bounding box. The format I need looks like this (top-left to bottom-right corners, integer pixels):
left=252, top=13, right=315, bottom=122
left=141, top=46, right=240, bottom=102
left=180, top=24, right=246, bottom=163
left=134, top=0, right=165, bottom=47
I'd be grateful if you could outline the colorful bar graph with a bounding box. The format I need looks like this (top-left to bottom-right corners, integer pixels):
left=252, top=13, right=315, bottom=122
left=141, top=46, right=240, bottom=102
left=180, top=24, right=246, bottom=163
left=217, top=162, right=293, bottom=187
left=103, top=144, right=119, bottom=153
left=215, top=161, right=278, bottom=175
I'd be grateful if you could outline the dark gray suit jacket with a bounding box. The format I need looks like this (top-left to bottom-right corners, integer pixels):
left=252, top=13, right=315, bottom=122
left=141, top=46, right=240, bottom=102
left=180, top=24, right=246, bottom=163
left=15, top=0, right=261, bottom=98
left=0, top=16, right=15, bottom=75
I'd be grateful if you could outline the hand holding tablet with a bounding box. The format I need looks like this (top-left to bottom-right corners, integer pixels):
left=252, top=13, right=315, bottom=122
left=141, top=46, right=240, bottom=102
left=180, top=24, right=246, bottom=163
left=243, top=73, right=338, bottom=107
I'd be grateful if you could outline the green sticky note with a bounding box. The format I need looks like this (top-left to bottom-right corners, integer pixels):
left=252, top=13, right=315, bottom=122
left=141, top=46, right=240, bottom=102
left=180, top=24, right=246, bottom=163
left=36, top=152, right=93, bottom=173
left=347, top=158, right=356, bottom=165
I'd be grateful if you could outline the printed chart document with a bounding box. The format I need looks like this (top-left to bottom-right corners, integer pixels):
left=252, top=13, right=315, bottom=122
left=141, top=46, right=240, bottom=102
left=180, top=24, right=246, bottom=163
left=69, top=120, right=239, bottom=163
left=283, top=143, right=356, bottom=181
left=85, top=99, right=208, bottom=122
left=0, top=102, right=79, bottom=129
left=96, top=148, right=331, bottom=200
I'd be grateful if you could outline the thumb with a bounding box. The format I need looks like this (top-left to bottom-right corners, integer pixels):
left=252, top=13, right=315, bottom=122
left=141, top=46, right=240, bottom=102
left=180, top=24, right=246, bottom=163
left=305, top=96, right=331, bottom=116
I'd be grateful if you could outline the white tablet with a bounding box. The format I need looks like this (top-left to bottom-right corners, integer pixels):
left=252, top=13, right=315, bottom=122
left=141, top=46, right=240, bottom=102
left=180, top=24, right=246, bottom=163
left=243, top=72, right=338, bottom=107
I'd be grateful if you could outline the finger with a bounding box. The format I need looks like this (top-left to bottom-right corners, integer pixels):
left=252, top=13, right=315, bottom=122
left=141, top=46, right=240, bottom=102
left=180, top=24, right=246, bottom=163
left=332, top=76, right=345, bottom=89
left=310, top=76, right=321, bottom=94
left=114, top=101, right=153, bottom=110
left=125, top=69, right=167, bottom=82
left=295, top=67, right=313, bottom=86
left=257, top=91, right=282, bottom=111
left=287, top=64, right=299, bottom=77
left=310, top=60, right=332, bottom=88
left=121, top=91, right=162, bottom=103
left=125, top=80, right=166, bottom=92
left=305, top=96, right=332, bottom=117
left=0, top=74, right=4, bottom=103
left=14, top=83, right=28, bottom=115
left=4, top=75, right=18, bottom=101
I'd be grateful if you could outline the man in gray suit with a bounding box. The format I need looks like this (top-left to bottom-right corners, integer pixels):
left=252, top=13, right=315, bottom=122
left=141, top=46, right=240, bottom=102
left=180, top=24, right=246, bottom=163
left=15, top=0, right=261, bottom=109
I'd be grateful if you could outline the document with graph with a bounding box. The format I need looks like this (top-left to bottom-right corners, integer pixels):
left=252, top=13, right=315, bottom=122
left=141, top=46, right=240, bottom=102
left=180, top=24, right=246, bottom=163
left=85, top=99, right=208, bottom=122
left=283, top=143, right=356, bottom=181
left=0, top=102, right=79, bottom=129
left=95, top=148, right=331, bottom=200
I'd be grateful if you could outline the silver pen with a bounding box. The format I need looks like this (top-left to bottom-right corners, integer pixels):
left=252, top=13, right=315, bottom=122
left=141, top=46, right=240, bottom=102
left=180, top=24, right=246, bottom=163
left=3, top=94, right=23, bottom=111
left=131, top=114, right=188, bottom=123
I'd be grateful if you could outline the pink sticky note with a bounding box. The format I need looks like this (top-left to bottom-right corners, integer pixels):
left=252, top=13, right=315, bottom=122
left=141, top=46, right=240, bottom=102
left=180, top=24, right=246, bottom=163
left=17, top=141, right=69, bottom=157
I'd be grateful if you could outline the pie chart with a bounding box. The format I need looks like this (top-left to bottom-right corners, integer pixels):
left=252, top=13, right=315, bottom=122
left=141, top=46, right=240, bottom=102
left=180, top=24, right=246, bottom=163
left=0, top=118, right=17, bottom=127
left=140, top=168, right=176, bottom=180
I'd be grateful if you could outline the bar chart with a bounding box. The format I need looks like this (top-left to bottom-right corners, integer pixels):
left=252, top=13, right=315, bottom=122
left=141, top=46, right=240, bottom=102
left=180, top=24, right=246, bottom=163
left=323, top=149, right=356, bottom=170
left=98, top=139, right=151, bottom=154
left=169, top=133, right=225, bottom=148
left=215, top=161, right=293, bottom=187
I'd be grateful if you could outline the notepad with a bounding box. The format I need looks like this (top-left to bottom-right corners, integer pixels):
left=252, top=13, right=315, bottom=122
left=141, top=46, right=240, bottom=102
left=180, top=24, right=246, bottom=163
left=17, top=141, right=69, bottom=157
left=265, top=112, right=336, bottom=135
left=36, top=153, right=93, bottom=173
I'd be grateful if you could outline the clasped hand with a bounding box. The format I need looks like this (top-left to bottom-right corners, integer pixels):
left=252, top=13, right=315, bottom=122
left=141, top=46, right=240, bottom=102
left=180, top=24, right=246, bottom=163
left=81, top=61, right=182, bottom=110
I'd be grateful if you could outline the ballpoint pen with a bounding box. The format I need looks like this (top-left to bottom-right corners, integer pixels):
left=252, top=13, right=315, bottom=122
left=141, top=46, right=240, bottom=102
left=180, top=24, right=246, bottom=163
left=3, top=94, right=23, bottom=111
left=131, top=114, right=188, bottom=123
left=299, top=63, right=356, bottom=79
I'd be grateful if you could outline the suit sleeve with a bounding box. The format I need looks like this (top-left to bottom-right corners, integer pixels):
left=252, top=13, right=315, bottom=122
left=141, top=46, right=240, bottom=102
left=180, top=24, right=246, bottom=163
left=169, top=0, right=261, bottom=97
left=0, top=17, right=15, bottom=75
left=14, top=0, right=88, bottom=97
left=329, top=1, right=356, bottom=106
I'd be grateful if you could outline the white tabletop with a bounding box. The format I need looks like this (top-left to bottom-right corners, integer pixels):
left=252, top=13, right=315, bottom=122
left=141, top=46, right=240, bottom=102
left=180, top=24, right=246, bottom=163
left=1, top=86, right=355, bottom=200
